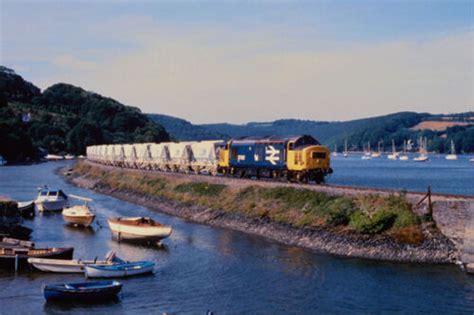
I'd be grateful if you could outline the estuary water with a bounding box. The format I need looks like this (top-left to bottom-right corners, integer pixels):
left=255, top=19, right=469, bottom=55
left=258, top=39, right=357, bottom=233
left=0, top=161, right=473, bottom=314
left=329, top=153, right=474, bottom=196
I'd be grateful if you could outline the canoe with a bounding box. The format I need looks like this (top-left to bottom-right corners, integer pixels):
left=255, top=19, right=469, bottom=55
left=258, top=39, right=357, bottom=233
left=0, top=247, right=74, bottom=269
left=62, top=205, right=95, bottom=227
left=85, top=261, right=155, bottom=278
left=108, top=217, right=172, bottom=243
left=17, top=200, right=35, bottom=218
left=43, top=280, right=122, bottom=301
left=28, top=251, right=124, bottom=273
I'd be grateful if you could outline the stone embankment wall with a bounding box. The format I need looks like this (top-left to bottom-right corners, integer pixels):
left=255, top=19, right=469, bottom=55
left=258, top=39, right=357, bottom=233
left=70, top=161, right=474, bottom=264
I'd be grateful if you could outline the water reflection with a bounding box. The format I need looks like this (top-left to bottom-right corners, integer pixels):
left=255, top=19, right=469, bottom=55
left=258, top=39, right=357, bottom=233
left=63, top=224, right=96, bottom=235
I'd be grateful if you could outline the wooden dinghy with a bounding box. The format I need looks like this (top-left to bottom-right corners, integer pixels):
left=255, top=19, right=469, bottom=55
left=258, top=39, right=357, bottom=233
left=0, top=246, right=74, bottom=269
left=108, top=217, right=172, bottom=243
left=28, top=251, right=123, bottom=273
left=43, top=280, right=122, bottom=301
left=85, top=261, right=155, bottom=278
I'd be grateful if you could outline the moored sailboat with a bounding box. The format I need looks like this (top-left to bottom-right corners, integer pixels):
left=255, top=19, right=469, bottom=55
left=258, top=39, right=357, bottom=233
left=387, top=140, right=398, bottom=160
left=445, top=140, right=458, bottom=160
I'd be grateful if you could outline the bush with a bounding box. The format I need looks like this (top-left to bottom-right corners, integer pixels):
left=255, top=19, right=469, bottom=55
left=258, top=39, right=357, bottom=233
left=325, top=197, right=355, bottom=226
left=350, top=209, right=396, bottom=234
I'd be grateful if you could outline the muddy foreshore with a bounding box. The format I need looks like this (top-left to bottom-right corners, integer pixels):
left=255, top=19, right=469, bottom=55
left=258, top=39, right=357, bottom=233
left=63, top=163, right=459, bottom=264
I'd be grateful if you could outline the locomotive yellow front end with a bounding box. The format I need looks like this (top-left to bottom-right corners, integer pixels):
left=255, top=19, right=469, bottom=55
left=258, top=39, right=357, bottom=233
left=287, top=142, right=332, bottom=183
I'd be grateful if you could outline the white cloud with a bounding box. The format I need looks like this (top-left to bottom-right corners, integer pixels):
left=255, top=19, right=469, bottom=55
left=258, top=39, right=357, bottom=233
left=43, top=28, right=473, bottom=123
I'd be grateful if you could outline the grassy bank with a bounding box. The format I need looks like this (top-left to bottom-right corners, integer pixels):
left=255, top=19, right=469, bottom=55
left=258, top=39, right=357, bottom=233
left=74, top=162, right=424, bottom=244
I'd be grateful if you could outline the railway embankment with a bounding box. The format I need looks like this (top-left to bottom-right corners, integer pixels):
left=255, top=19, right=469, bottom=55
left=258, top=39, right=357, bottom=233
left=65, top=161, right=474, bottom=264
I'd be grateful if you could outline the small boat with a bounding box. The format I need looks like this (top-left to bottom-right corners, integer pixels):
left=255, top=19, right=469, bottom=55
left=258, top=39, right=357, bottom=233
left=0, top=237, right=34, bottom=249
left=0, top=247, right=74, bottom=269
left=62, top=195, right=95, bottom=227
left=445, top=140, right=458, bottom=160
left=64, top=154, right=76, bottom=160
left=470, top=158, right=474, bottom=163
left=28, top=251, right=123, bottom=273
left=108, top=217, right=172, bottom=243
left=45, top=154, right=64, bottom=160
left=63, top=205, right=95, bottom=227
left=34, top=186, right=68, bottom=212
left=85, top=261, right=155, bottom=278
left=43, top=280, right=122, bottom=301
left=17, top=200, right=35, bottom=218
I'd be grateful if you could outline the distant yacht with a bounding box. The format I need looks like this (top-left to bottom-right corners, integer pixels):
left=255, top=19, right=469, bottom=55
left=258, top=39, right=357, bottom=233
left=362, top=141, right=372, bottom=160
left=343, top=139, right=348, bottom=158
left=445, top=140, right=458, bottom=160
left=387, top=140, right=398, bottom=160
left=371, top=140, right=382, bottom=158
left=332, top=144, right=338, bottom=157
left=414, top=137, right=429, bottom=162
left=399, top=140, right=409, bottom=161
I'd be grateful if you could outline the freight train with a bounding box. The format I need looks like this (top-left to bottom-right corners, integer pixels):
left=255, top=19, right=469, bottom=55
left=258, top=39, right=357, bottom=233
left=86, top=135, right=332, bottom=184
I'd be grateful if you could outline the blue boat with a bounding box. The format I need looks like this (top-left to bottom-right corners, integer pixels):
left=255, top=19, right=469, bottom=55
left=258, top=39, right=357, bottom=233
left=85, top=261, right=155, bottom=278
left=43, top=280, right=122, bottom=301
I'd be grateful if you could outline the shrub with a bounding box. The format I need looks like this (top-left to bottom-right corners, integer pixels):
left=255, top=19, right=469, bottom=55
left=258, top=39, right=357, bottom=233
left=350, top=209, right=396, bottom=234
left=325, top=197, right=355, bottom=226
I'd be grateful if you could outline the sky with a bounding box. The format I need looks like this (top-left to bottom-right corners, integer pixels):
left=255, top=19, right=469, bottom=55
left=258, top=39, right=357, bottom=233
left=1, top=0, right=473, bottom=124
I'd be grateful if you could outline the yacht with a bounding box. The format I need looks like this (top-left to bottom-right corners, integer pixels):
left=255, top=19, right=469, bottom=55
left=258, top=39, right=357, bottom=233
left=387, top=140, right=399, bottom=160
left=371, top=141, right=382, bottom=158
left=399, top=140, right=409, bottom=161
left=343, top=139, right=349, bottom=158
left=332, top=144, right=338, bottom=157
left=445, top=140, right=458, bottom=160
left=414, top=137, right=429, bottom=162
left=362, top=141, right=372, bottom=160
left=34, top=186, right=69, bottom=212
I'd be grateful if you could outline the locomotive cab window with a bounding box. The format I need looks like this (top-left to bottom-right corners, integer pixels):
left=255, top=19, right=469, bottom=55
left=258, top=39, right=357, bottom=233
left=312, top=152, right=326, bottom=159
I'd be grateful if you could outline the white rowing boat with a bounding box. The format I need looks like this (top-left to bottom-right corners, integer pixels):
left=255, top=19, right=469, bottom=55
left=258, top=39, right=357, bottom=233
left=85, top=261, right=155, bottom=278
left=28, top=251, right=122, bottom=273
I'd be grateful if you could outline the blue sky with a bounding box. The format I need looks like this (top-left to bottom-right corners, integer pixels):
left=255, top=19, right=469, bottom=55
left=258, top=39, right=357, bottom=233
left=1, top=0, right=473, bottom=123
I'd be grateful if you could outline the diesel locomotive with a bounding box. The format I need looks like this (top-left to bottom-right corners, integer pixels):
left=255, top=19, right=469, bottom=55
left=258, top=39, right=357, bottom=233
left=86, top=135, right=332, bottom=184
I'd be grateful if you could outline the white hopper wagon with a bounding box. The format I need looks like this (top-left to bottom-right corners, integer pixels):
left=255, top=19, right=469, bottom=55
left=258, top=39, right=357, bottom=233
left=106, top=145, right=116, bottom=166
left=149, top=143, right=169, bottom=170
left=167, top=142, right=193, bottom=172
left=190, top=141, right=224, bottom=174
left=123, top=144, right=138, bottom=168
left=134, top=143, right=153, bottom=169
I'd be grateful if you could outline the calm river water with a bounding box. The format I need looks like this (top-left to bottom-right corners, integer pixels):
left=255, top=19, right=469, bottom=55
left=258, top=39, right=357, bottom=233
left=0, top=160, right=473, bottom=314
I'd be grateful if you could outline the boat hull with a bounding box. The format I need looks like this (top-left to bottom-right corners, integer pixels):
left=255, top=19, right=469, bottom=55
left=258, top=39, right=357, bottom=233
left=108, top=219, right=172, bottom=242
left=85, top=261, right=155, bottom=278
left=0, top=247, right=74, bottom=269
left=29, top=258, right=112, bottom=273
left=43, top=281, right=122, bottom=301
left=17, top=201, right=35, bottom=218
left=36, top=200, right=68, bottom=212
left=63, top=214, right=95, bottom=227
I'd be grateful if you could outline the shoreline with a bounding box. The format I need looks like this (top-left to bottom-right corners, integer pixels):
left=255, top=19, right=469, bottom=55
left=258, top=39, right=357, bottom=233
left=63, top=162, right=461, bottom=264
